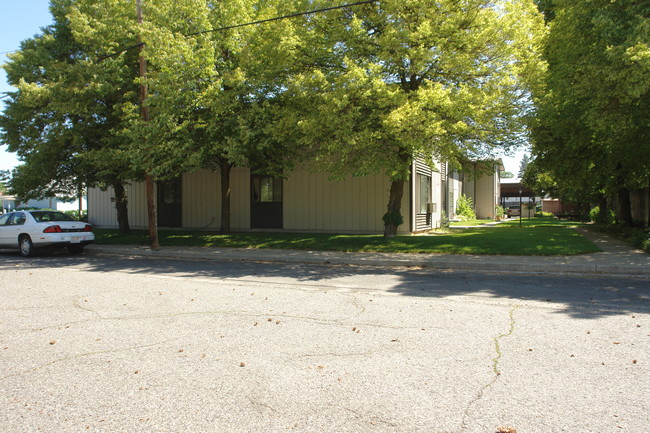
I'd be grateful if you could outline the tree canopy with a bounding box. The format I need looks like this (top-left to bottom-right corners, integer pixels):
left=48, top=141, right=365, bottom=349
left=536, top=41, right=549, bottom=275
left=287, top=0, right=546, bottom=235
left=2, top=0, right=548, bottom=237
left=1, top=0, right=144, bottom=232
left=527, top=0, right=650, bottom=224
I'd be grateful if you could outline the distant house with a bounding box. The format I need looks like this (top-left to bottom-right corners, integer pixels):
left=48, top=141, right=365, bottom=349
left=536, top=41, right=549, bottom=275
left=88, top=158, right=501, bottom=234
left=1, top=194, right=17, bottom=213
left=2, top=196, right=87, bottom=212
left=500, top=179, right=536, bottom=208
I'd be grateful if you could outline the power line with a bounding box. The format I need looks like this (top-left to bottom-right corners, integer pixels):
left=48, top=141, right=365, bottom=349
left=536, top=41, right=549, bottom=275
left=187, top=0, right=376, bottom=37
left=98, top=0, right=377, bottom=62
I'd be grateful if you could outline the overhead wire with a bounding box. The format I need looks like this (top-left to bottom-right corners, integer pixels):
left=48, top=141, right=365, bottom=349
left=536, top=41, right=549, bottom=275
left=98, top=0, right=377, bottom=62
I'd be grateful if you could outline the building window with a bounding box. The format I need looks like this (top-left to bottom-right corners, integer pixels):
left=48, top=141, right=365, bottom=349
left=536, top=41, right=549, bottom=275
left=252, top=176, right=282, bottom=203
left=418, top=174, right=432, bottom=214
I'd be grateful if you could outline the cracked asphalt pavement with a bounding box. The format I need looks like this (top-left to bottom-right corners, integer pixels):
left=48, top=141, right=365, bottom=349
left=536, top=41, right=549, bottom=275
left=1, top=251, right=649, bottom=432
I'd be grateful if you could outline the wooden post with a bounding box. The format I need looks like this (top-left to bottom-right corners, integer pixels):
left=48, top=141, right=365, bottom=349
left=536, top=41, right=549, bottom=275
left=136, top=0, right=159, bottom=249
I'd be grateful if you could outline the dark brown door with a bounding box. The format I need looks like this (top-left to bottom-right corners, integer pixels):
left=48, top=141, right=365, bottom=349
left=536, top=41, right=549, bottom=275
left=251, top=176, right=282, bottom=229
left=157, top=178, right=182, bottom=227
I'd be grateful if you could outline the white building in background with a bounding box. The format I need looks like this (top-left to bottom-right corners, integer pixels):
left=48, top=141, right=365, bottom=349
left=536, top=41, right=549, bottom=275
left=0, top=195, right=87, bottom=213
left=1, top=194, right=17, bottom=213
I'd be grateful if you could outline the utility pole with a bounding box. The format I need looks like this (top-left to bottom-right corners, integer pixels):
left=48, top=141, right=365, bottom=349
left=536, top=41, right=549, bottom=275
left=136, top=0, right=159, bottom=249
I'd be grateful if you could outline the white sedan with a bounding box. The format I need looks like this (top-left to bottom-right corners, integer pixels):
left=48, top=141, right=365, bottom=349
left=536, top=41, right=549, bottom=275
left=0, top=210, right=94, bottom=257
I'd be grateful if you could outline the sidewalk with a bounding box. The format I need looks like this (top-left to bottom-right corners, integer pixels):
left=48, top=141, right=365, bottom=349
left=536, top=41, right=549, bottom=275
left=87, top=229, right=650, bottom=279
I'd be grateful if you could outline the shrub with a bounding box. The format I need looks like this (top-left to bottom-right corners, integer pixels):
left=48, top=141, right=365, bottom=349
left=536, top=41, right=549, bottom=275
left=455, top=194, right=476, bottom=221
left=441, top=210, right=450, bottom=228
left=64, top=210, right=88, bottom=221
left=495, top=206, right=505, bottom=219
left=382, top=211, right=404, bottom=227
left=589, top=206, right=615, bottom=224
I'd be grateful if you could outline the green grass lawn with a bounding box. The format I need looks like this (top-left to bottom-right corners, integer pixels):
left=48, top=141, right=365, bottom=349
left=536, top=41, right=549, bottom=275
left=94, top=217, right=600, bottom=255
left=449, top=219, right=495, bottom=226
left=498, top=216, right=589, bottom=228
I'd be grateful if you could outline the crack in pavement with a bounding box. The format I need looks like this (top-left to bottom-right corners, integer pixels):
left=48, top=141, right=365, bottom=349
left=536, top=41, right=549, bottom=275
left=458, top=304, right=519, bottom=433
left=340, top=405, right=400, bottom=428
left=19, top=307, right=428, bottom=334
left=0, top=339, right=177, bottom=382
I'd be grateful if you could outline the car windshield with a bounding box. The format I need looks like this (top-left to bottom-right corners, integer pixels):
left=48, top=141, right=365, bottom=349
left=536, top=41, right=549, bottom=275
left=30, top=211, right=75, bottom=223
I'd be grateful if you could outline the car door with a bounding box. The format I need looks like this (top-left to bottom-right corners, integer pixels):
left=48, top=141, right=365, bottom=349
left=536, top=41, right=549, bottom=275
left=0, top=213, right=11, bottom=247
left=2, top=212, right=27, bottom=248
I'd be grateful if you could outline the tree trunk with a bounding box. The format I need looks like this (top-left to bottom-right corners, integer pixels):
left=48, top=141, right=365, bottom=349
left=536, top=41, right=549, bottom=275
left=219, top=158, right=233, bottom=233
left=383, top=178, right=406, bottom=238
left=113, top=182, right=130, bottom=234
left=78, top=184, right=83, bottom=218
left=617, top=186, right=633, bottom=226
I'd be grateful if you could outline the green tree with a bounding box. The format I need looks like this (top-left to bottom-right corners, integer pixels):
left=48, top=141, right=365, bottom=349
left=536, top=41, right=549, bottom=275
left=136, top=0, right=299, bottom=233
left=287, top=0, right=546, bottom=236
left=531, top=0, right=650, bottom=225
left=518, top=154, right=531, bottom=178
left=0, top=170, right=9, bottom=194
left=1, top=0, right=143, bottom=233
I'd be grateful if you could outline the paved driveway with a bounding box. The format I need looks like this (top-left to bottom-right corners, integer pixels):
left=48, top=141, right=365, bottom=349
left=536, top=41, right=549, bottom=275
left=1, top=252, right=649, bottom=432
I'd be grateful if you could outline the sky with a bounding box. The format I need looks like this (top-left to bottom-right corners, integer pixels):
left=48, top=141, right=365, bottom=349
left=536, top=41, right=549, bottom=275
left=0, top=0, right=527, bottom=175
left=0, top=1, right=54, bottom=172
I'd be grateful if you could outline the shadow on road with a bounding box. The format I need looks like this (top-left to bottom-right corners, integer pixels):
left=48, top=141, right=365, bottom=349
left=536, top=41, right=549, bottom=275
left=1, top=249, right=648, bottom=320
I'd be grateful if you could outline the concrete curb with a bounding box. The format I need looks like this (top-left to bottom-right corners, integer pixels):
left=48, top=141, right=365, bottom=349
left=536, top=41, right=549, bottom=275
left=86, top=245, right=650, bottom=279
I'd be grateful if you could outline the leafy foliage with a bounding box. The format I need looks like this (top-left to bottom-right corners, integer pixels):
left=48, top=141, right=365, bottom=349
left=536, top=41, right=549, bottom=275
left=528, top=0, right=650, bottom=225
left=2, top=0, right=548, bottom=237
left=0, top=0, right=144, bottom=232
left=286, top=0, right=546, bottom=235
left=455, top=194, right=476, bottom=221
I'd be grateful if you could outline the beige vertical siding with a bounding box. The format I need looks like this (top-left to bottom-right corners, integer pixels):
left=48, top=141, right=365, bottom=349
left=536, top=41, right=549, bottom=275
left=182, top=170, right=219, bottom=229
left=127, top=182, right=149, bottom=228
left=283, top=169, right=408, bottom=233
left=448, top=173, right=463, bottom=219
left=230, top=167, right=250, bottom=230
left=474, top=172, right=498, bottom=219
left=179, top=167, right=250, bottom=230
left=87, top=182, right=148, bottom=228
left=89, top=167, right=411, bottom=233
left=87, top=187, right=116, bottom=227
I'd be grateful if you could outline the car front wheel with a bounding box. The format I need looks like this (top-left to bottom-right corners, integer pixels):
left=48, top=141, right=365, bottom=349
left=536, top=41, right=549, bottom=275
left=19, top=235, right=35, bottom=257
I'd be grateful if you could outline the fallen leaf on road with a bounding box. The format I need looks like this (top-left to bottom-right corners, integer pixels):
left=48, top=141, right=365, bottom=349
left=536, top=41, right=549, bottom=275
left=496, top=427, right=517, bottom=433
left=49, top=341, right=56, bottom=345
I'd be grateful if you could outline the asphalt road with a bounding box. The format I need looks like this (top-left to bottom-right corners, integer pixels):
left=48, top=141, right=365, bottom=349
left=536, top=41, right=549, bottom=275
left=1, top=251, right=649, bottom=433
